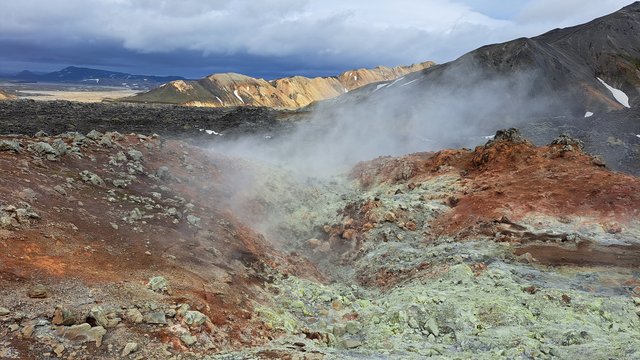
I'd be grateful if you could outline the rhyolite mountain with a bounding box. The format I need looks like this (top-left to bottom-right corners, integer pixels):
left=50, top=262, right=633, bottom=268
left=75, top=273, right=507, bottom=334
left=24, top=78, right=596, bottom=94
left=330, top=2, right=640, bottom=121
left=121, top=62, right=434, bottom=109
left=0, top=89, right=16, bottom=100
left=9, top=66, right=185, bottom=89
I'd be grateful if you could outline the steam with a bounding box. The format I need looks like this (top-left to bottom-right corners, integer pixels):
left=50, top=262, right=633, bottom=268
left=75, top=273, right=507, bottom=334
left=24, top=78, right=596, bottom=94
left=201, top=56, right=574, bottom=250
left=209, top=57, right=562, bottom=177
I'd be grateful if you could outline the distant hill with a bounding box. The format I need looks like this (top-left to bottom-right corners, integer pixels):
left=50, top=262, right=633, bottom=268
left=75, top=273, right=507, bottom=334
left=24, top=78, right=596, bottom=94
left=120, top=62, right=435, bottom=109
left=9, top=66, right=185, bottom=89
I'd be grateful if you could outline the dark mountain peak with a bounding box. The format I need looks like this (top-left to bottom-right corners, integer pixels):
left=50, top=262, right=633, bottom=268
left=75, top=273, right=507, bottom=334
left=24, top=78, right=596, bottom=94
left=10, top=66, right=186, bottom=89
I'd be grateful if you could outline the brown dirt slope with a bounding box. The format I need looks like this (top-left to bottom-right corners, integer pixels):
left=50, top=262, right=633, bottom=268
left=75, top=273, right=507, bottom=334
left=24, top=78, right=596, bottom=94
left=0, top=132, right=321, bottom=359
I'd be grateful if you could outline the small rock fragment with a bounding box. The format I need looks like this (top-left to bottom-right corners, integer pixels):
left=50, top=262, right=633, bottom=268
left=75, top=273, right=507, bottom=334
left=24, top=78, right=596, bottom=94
left=180, top=334, right=197, bottom=346
left=54, top=344, right=65, bottom=357
left=186, top=215, right=201, bottom=227
left=86, top=130, right=103, bottom=140
left=121, top=342, right=139, bottom=357
left=126, top=308, right=144, bottom=324
left=0, top=140, right=20, bottom=152
left=127, top=149, right=144, bottom=162
left=144, top=311, right=166, bottom=325
left=57, top=323, right=107, bottom=347
left=183, top=310, right=208, bottom=327
left=148, top=276, right=169, bottom=293
left=27, top=284, right=48, bottom=298
left=79, top=170, right=104, bottom=186
left=87, top=306, right=110, bottom=328
left=53, top=306, right=76, bottom=326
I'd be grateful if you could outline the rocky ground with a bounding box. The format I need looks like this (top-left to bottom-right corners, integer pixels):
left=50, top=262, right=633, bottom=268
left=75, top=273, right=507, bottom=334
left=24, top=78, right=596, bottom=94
left=0, top=100, right=300, bottom=140
left=0, top=121, right=639, bottom=359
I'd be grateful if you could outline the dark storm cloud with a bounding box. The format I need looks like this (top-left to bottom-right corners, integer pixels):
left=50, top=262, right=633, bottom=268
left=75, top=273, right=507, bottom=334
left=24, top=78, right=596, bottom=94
left=0, top=0, right=634, bottom=78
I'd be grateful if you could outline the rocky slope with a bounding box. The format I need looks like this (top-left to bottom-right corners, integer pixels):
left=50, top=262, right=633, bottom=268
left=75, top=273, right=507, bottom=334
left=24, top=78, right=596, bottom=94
left=1, top=127, right=639, bottom=359
left=330, top=2, right=640, bottom=119
left=121, top=62, right=434, bottom=109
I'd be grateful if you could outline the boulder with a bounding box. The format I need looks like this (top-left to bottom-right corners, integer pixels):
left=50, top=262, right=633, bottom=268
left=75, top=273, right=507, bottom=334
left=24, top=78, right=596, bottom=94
left=57, top=323, right=107, bottom=347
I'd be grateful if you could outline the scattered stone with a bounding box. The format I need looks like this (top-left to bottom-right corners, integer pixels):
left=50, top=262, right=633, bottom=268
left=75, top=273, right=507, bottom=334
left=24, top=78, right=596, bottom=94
left=183, top=310, right=208, bottom=327
left=28, top=142, right=58, bottom=160
left=186, top=215, right=201, bottom=227
left=148, top=276, right=169, bottom=293
left=345, top=320, right=362, bottom=335
left=0, top=307, right=10, bottom=316
left=342, top=338, right=363, bottom=349
left=488, top=128, right=528, bottom=145
left=551, top=134, right=584, bottom=151
left=144, top=311, right=167, bottom=325
left=87, top=306, right=110, bottom=328
left=86, top=130, right=103, bottom=140
left=57, top=323, right=107, bottom=347
left=21, top=324, right=34, bottom=338
left=307, top=238, right=321, bottom=248
left=112, top=179, right=129, bottom=188
left=34, top=130, right=49, bottom=137
left=27, top=284, right=48, bottom=298
left=53, top=306, right=76, bottom=326
left=127, top=149, right=144, bottom=162
left=53, top=344, right=65, bottom=357
left=51, top=138, right=68, bottom=156
left=53, top=185, right=67, bottom=196
left=79, top=170, right=104, bottom=186
left=126, top=308, right=144, bottom=324
left=384, top=211, right=396, bottom=222
left=591, top=155, right=607, bottom=167
left=129, top=208, right=143, bottom=221
left=602, top=222, right=622, bottom=234
left=156, top=166, right=171, bottom=180
left=176, top=304, right=190, bottom=317
left=180, top=334, right=198, bottom=346
left=425, top=318, right=440, bottom=337
left=0, top=140, right=20, bottom=152
left=122, top=342, right=139, bottom=357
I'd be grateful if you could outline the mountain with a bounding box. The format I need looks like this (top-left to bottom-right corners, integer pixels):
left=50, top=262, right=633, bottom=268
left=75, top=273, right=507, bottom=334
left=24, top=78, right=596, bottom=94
left=120, top=62, right=434, bottom=109
left=10, top=66, right=185, bottom=89
left=329, top=2, right=640, bottom=121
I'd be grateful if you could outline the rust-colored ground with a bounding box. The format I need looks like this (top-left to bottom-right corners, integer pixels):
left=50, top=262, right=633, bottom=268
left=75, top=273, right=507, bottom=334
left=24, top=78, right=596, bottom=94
left=0, top=134, right=322, bottom=356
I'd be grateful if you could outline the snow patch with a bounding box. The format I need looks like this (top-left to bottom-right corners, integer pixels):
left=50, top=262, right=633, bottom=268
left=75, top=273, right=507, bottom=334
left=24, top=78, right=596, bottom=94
left=597, top=77, right=630, bottom=108
left=484, top=135, right=495, bottom=140
left=233, top=89, right=244, bottom=104
left=387, top=76, right=405, bottom=87
left=215, top=96, right=223, bottom=104
left=199, top=129, right=222, bottom=136
left=584, top=111, right=594, bottom=118
left=636, top=134, right=640, bottom=139
left=399, top=79, right=418, bottom=87
left=373, top=83, right=388, bottom=92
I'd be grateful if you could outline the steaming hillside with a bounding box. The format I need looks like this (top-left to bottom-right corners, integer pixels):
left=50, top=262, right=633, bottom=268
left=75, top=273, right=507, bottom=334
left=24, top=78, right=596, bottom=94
left=121, top=62, right=434, bottom=109
left=332, top=2, right=640, bottom=118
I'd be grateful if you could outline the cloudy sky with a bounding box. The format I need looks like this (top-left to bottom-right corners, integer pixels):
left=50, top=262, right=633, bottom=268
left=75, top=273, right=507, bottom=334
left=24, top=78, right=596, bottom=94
left=0, top=0, right=634, bottom=79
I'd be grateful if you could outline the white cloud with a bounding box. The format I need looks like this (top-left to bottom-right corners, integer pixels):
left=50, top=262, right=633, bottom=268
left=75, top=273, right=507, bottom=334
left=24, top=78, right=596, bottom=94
left=0, top=0, right=635, bottom=70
